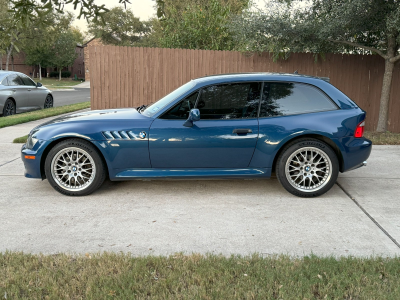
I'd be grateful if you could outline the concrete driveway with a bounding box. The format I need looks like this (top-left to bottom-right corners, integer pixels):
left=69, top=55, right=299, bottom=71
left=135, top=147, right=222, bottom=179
left=0, top=115, right=399, bottom=257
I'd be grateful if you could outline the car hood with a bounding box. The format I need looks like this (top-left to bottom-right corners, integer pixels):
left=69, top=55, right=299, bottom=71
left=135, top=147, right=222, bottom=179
left=36, top=108, right=148, bottom=128
left=32, top=108, right=154, bottom=141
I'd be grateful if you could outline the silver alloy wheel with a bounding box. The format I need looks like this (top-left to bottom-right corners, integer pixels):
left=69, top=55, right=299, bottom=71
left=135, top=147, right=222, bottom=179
left=51, top=147, right=96, bottom=192
left=285, top=147, right=332, bottom=192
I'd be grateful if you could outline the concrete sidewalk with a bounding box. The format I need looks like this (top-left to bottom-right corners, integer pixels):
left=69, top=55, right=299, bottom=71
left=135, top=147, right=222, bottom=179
left=0, top=115, right=399, bottom=257
left=73, top=81, right=90, bottom=88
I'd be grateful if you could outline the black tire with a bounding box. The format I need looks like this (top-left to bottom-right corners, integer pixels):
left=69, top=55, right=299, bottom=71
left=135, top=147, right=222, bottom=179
left=45, top=139, right=107, bottom=196
left=3, top=99, right=16, bottom=116
left=44, top=94, right=53, bottom=109
left=276, top=138, right=339, bottom=197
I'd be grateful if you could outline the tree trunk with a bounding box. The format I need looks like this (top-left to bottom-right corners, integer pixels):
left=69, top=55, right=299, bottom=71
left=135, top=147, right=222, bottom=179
left=11, top=54, right=14, bottom=71
left=5, top=44, right=13, bottom=71
left=376, top=59, right=395, bottom=132
left=39, top=63, right=42, bottom=81
left=32, top=67, right=35, bottom=78
left=59, top=69, right=62, bottom=81
left=0, top=54, right=2, bottom=70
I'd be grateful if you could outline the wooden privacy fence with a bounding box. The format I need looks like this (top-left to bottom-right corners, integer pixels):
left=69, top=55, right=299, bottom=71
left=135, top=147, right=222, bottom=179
left=89, top=46, right=400, bottom=132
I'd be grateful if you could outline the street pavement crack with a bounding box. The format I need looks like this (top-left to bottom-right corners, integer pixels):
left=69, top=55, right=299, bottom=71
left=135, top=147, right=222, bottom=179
left=0, top=157, right=19, bottom=168
left=336, top=182, right=400, bottom=249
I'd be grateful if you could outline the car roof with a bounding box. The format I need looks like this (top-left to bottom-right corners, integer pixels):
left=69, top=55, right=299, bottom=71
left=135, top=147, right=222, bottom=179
left=0, top=70, right=26, bottom=77
left=192, top=72, right=330, bottom=83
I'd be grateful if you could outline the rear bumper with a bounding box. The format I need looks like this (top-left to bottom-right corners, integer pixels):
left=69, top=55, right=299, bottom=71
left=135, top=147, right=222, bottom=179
left=341, top=137, right=372, bottom=172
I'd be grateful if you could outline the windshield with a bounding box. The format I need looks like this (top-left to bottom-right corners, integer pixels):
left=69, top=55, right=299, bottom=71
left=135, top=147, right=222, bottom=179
left=142, top=81, right=196, bottom=117
left=0, top=73, right=7, bottom=85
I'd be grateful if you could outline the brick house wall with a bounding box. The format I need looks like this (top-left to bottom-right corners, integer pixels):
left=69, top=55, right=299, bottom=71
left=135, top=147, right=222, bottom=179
left=1, top=45, right=86, bottom=80
left=83, top=38, right=104, bottom=82
left=0, top=52, right=36, bottom=77
left=69, top=45, right=85, bottom=79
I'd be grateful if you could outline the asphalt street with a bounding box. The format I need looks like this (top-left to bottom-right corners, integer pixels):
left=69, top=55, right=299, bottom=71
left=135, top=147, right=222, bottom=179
left=53, top=88, right=90, bottom=107
left=0, top=113, right=399, bottom=257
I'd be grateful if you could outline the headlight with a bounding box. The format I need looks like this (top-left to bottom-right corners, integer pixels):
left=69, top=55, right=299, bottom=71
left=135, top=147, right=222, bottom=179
left=26, top=131, right=39, bottom=149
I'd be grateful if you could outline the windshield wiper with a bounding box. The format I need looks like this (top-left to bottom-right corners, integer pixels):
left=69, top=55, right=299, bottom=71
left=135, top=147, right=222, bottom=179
left=137, top=102, right=155, bottom=114
left=136, top=105, right=147, bottom=113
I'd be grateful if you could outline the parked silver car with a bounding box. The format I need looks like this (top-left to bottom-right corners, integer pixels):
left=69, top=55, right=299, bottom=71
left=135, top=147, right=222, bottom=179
left=0, top=71, right=53, bottom=116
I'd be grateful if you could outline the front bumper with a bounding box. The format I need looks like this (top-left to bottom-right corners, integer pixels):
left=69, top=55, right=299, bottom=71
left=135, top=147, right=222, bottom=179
left=21, top=140, right=48, bottom=179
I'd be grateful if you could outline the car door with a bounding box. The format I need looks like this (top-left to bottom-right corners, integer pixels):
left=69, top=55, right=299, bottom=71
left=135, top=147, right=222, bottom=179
left=6, top=74, right=26, bottom=112
left=149, top=82, right=261, bottom=168
left=19, top=75, right=43, bottom=110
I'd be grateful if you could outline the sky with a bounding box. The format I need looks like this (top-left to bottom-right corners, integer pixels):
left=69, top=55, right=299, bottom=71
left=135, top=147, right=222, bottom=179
left=67, top=0, right=267, bottom=33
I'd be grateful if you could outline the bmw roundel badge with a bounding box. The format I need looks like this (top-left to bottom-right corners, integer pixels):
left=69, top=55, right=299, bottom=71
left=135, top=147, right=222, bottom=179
left=139, top=131, right=147, bottom=139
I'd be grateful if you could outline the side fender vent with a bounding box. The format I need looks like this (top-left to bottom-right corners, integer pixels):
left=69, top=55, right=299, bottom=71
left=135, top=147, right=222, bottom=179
left=102, top=131, right=137, bottom=140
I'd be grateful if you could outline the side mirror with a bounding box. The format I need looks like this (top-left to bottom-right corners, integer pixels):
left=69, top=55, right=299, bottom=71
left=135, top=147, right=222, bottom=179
left=36, top=82, right=42, bottom=87
left=183, top=109, right=200, bottom=127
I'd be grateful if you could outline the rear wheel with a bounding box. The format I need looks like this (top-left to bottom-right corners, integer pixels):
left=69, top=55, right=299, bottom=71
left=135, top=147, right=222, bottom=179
left=45, top=139, right=106, bottom=196
left=276, top=138, right=339, bottom=197
left=44, top=94, right=53, bottom=109
left=3, top=99, right=16, bottom=116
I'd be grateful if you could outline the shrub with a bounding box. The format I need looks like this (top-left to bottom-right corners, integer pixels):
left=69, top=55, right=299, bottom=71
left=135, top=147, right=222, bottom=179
left=49, top=71, right=72, bottom=78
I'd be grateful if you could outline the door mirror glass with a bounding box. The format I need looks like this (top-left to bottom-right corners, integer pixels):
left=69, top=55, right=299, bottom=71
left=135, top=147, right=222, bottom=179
left=183, top=109, right=200, bottom=127
left=36, top=82, right=42, bottom=87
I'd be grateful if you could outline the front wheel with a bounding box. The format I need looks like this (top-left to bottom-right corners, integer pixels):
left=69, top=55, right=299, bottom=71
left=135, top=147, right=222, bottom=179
left=44, top=94, right=53, bottom=109
left=45, top=139, right=106, bottom=196
left=276, top=138, right=339, bottom=197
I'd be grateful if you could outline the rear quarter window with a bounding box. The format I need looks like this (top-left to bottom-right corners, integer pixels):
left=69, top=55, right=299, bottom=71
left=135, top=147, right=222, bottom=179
left=259, top=82, right=338, bottom=118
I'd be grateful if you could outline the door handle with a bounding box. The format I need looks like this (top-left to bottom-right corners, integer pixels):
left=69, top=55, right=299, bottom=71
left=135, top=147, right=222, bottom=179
left=27, top=89, right=31, bottom=91
left=12, top=89, right=16, bottom=92
left=233, top=128, right=252, bottom=134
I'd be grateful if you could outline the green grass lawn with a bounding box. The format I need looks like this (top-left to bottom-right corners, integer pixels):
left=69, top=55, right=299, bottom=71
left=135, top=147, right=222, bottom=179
left=0, top=101, right=90, bottom=131
left=365, top=131, right=400, bottom=145
left=36, top=78, right=84, bottom=89
left=0, top=253, right=399, bottom=299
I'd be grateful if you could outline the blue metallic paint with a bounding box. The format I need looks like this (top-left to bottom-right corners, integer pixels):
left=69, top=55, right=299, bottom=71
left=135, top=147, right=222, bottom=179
left=21, top=73, right=372, bottom=181
left=149, top=118, right=259, bottom=168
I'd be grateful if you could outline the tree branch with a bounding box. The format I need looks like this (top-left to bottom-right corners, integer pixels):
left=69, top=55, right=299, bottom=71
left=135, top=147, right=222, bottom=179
left=390, top=53, right=400, bottom=63
left=328, top=39, right=388, bottom=59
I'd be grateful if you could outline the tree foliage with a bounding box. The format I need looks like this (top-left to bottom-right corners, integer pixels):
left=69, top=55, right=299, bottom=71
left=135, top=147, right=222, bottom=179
left=232, top=0, right=400, bottom=131
left=9, top=0, right=115, bottom=24
left=0, top=0, right=56, bottom=70
left=159, top=0, right=249, bottom=50
left=154, top=0, right=249, bottom=18
left=50, top=31, right=78, bottom=80
left=22, top=12, right=80, bottom=79
left=87, top=7, right=149, bottom=47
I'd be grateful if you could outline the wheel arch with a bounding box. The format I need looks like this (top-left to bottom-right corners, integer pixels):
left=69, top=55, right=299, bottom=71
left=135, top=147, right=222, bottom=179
left=271, top=134, right=344, bottom=173
left=5, top=97, right=16, bottom=108
left=6, top=97, right=16, bottom=104
left=40, top=136, right=110, bottom=180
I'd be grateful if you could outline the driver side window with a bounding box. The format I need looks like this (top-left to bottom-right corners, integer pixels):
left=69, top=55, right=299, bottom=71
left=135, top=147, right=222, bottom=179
left=160, top=91, right=199, bottom=119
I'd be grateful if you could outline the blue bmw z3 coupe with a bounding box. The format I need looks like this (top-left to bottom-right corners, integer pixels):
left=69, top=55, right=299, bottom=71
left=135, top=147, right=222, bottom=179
left=21, top=73, right=372, bottom=197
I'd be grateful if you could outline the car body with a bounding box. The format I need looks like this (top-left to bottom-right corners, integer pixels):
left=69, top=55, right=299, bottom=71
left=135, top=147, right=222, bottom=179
left=21, top=73, right=372, bottom=197
left=0, top=71, right=53, bottom=116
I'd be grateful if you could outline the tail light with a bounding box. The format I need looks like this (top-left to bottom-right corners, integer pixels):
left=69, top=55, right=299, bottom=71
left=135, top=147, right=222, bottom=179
left=354, top=121, right=365, bottom=138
